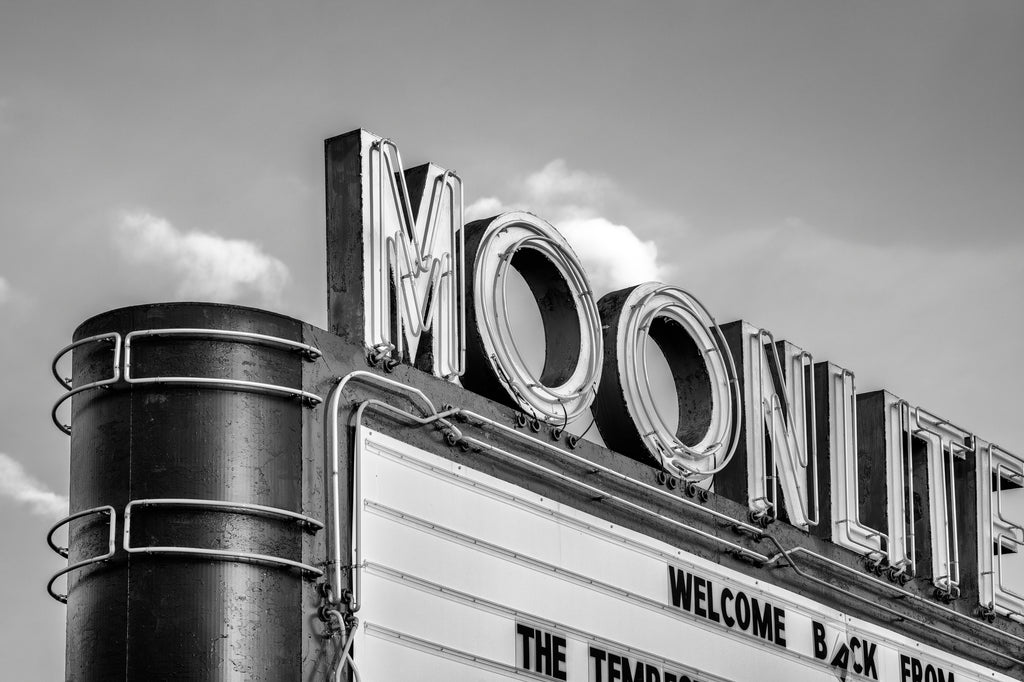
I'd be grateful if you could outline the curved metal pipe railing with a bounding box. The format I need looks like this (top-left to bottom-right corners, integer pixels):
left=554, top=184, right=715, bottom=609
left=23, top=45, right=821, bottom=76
left=123, top=498, right=324, bottom=576
left=50, top=333, right=122, bottom=434
left=45, top=505, right=117, bottom=603
left=53, top=328, right=323, bottom=435
left=124, top=329, right=323, bottom=405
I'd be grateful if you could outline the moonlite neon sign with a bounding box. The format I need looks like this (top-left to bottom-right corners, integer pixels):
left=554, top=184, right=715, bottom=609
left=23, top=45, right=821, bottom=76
left=325, top=128, right=1024, bottom=623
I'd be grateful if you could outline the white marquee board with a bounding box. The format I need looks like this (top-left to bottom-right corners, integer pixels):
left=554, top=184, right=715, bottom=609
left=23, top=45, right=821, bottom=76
left=353, top=427, right=1015, bottom=682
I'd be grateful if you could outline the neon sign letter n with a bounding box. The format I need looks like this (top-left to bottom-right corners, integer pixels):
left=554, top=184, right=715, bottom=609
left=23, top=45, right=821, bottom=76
left=723, top=323, right=818, bottom=530
left=326, top=129, right=465, bottom=378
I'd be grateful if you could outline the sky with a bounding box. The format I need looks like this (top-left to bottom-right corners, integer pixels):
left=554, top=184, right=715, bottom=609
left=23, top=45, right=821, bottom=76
left=1, top=1, right=1023, bottom=678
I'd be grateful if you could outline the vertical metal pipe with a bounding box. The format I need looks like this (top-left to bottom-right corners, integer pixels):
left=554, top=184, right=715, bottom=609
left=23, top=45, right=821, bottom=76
left=64, top=303, right=311, bottom=681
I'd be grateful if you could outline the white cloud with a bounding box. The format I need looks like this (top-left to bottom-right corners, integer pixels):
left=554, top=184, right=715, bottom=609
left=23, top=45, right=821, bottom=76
left=524, top=159, right=614, bottom=207
left=0, top=454, right=68, bottom=518
left=556, top=216, right=665, bottom=294
left=465, top=196, right=513, bottom=222
left=115, top=211, right=289, bottom=305
left=0, top=276, right=11, bottom=305
left=468, top=162, right=666, bottom=296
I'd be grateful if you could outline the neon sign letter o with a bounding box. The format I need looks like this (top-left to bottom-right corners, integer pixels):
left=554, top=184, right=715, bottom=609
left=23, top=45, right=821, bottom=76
left=593, top=283, right=740, bottom=478
left=462, top=212, right=602, bottom=424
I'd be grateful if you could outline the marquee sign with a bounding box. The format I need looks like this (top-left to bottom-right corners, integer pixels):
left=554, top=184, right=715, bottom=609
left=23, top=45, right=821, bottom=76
left=326, top=128, right=1024, bottom=623
left=352, top=427, right=1017, bottom=682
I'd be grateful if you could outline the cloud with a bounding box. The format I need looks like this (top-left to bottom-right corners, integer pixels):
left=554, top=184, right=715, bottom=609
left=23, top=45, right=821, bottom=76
left=0, top=276, right=11, bottom=305
left=556, top=217, right=666, bottom=293
left=0, top=454, right=68, bottom=518
left=465, top=196, right=511, bottom=222
left=467, top=162, right=666, bottom=296
left=115, top=211, right=289, bottom=305
left=524, top=159, right=614, bottom=207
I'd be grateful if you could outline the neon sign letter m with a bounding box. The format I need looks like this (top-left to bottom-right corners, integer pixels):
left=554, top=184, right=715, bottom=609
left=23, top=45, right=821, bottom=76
left=326, top=129, right=464, bottom=379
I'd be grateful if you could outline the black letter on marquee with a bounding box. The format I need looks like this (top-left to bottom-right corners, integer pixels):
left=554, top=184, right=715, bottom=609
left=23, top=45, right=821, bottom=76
left=517, top=623, right=534, bottom=670
left=693, top=577, right=708, bottom=618
left=830, top=643, right=850, bottom=671
left=537, top=631, right=552, bottom=675
left=609, top=653, right=622, bottom=682
left=863, top=642, right=878, bottom=680
left=721, top=588, right=736, bottom=627
left=913, top=658, right=924, bottom=682
left=812, top=621, right=828, bottom=660
left=669, top=566, right=693, bottom=611
left=751, top=598, right=773, bottom=642
left=850, top=637, right=863, bottom=674
left=553, top=635, right=567, bottom=680
left=735, top=592, right=751, bottom=630
left=773, top=606, right=786, bottom=647
left=591, top=646, right=607, bottom=682
left=622, top=656, right=643, bottom=682
left=705, top=579, right=721, bottom=623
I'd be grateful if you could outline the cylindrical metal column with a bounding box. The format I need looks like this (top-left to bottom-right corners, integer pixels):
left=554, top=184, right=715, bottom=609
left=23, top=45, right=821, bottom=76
left=64, top=303, right=314, bottom=681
